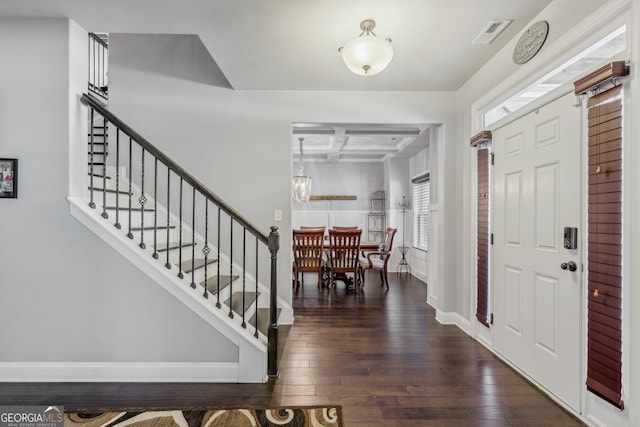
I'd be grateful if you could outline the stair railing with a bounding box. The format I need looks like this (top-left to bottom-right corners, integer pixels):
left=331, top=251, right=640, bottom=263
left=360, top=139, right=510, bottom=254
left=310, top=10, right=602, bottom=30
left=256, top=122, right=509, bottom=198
left=88, top=33, right=108, bottom=100
left=81, top=93, right=280, bottom=377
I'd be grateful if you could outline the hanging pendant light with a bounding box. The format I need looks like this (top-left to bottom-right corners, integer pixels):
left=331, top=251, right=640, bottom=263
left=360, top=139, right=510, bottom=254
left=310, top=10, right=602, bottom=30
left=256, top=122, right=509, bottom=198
left=339, top=19, right=393, bottom=76
left=292, top=137, right=312, bottom=203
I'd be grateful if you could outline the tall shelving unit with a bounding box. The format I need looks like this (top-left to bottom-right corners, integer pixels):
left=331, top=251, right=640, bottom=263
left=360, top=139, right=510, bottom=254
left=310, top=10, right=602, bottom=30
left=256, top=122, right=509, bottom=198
left=367, top=190, right=386, bottom=243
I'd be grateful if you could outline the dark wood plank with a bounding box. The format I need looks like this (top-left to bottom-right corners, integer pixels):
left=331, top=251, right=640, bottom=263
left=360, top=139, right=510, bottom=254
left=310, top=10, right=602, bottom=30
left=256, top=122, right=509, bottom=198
left=0, top=275, right=585, bottom=426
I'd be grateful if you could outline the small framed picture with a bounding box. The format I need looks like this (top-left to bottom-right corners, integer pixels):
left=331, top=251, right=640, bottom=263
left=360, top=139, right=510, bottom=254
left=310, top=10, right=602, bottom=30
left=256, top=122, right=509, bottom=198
left=0, top=158, right=18, bottom=199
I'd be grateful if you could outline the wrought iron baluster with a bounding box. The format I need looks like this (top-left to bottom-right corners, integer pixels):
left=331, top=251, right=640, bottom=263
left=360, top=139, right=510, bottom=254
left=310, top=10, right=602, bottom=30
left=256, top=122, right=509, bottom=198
left=139, top=147, right=147, bottom=249
left=100, top=41, right=104, bottom=89
left=190, top=187, right=196, bottom=289
left=165, top=168, right=171, bottom=269
left=87, top=35, right=90, bottom=92
left=178, top=178, right=184, bottom=279
left=101, top=116, right=108, bottom=218
left=202, top=199, right=210, bottom=298
left=126, top=137, right=133, bottom=239
left=152, top=157, right=158, bottom=259
left=216, top=207, right=221, bottom=308
left=229, top=217, right=234, bottom=319
left=114, top=129, right=121, bottom=229
left=89, top=108, right=95, bottom=209
left=254, top=237, right=259, bottom=338
left=93, top=37, right=97, bottom=93
left=242, top=228, right=247, bottom=329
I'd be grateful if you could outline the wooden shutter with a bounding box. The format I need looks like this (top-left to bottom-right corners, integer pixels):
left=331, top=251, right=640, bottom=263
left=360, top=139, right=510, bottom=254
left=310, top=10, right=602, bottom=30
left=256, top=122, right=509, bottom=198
left=585, top=85, right=624, bottom=409
left=476, top=149, right=490, bottom=327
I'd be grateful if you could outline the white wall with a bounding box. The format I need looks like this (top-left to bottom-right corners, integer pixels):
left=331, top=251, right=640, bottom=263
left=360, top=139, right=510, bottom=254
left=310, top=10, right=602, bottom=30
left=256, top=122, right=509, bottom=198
left=384, top=157, right=411, bottom=273
left=107, top=33, right=459, bottom=311
left=292, top=162, right=383, bottom=243
left=0, top=19, right=235, bottom=377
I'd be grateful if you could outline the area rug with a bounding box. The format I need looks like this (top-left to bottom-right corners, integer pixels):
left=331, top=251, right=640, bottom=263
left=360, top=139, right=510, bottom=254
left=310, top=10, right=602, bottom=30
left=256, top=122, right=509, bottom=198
left=64, top=406, right=343, bottom=427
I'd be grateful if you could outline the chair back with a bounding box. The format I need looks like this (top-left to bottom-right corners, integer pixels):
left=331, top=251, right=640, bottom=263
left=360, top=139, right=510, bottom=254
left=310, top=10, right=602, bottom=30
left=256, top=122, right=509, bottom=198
left=293, top=229, right=325, bottom=270
left=300, top=226, right=326, bottom=232
left=381, top=227, right=397, bottom=253
left=333, top=226, right=359, bottom=231
left=328, top=229, right=361, bottom=272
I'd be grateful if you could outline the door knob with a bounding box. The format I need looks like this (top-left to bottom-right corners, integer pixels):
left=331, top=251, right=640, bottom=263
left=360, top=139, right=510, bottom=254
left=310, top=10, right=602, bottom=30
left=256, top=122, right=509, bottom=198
left=561, top=261, right=577, bottom=271
left=561, top=262, right=568, bottom=270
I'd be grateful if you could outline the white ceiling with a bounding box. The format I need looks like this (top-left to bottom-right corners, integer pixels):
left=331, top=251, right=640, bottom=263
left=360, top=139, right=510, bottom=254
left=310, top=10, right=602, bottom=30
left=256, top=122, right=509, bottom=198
left=0, top=0, right=554, bottom=161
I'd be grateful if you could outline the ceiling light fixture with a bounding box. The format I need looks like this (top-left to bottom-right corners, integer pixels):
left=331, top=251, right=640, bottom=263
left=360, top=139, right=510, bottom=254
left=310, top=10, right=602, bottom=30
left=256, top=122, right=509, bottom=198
left=339, top=19, right=393, bottom=76
left=292, top=137, right=312, bottom=203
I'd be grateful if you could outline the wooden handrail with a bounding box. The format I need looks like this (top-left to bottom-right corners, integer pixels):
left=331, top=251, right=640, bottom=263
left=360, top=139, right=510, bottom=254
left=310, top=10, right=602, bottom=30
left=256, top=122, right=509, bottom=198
left=80, top=93, right=269, bottom=245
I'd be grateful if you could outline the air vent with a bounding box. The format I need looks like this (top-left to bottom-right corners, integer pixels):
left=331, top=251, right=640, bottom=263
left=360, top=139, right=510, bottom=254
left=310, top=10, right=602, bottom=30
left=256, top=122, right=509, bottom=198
left=472, top=20, right=512, bottom=45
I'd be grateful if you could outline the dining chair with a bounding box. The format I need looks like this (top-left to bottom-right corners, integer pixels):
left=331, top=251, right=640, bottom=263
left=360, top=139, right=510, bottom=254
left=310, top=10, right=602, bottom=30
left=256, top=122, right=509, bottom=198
left=292, top=229, right=326, bottom=291
left=332, top=226, right=359, bottom=230
left=327, top=228, right=362, bottom=290
left=359, top=227, right=397, bottom=289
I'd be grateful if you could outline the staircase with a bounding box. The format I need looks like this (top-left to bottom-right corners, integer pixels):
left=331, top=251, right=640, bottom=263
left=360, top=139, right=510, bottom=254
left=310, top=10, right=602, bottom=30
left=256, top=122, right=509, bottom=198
left=68, top=93, right=286, bottom=383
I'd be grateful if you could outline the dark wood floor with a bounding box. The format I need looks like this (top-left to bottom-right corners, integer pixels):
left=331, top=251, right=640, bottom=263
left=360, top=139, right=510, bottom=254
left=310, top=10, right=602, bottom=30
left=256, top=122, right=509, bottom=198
left=0, top=273, right=584, bottom=426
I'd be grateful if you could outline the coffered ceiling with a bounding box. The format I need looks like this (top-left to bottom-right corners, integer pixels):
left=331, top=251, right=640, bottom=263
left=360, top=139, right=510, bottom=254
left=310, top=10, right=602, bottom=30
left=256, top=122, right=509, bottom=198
left=292, top=123, right=431, bottom=163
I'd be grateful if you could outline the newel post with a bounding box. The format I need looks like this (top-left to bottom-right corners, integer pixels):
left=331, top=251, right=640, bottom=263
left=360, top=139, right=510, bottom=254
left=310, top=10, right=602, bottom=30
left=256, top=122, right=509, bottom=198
left=267, top=226, right=280, bottom=378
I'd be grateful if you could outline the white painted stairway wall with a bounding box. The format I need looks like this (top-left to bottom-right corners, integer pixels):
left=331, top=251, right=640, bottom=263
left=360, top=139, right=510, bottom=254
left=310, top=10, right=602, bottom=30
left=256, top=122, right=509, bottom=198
left=67, top=165, right=291, bottom=383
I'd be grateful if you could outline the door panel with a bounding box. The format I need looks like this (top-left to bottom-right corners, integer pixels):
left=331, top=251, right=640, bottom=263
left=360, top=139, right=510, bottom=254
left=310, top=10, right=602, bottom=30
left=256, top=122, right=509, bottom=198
left=493, top=92, right=582, bottom=411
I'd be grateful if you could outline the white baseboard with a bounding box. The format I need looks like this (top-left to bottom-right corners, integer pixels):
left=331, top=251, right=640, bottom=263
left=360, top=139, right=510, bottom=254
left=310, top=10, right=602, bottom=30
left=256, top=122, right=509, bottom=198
left=434, top=309, right=472, bottom=334
left=0, top=362, right=247, bottom=383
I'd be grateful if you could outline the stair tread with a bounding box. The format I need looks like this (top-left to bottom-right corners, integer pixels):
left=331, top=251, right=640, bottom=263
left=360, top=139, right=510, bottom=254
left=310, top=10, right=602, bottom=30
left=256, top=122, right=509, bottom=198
left=181, top=258, right=218, bottom=273
left=157, top=242, right=196, bottom=252
left=225, top=291, right=258, bottom=315
left=249, top=307, right=282, bottom=336
left=200, top=274, right=239, bottom=294
left=88, top=173, right=111, bottom=179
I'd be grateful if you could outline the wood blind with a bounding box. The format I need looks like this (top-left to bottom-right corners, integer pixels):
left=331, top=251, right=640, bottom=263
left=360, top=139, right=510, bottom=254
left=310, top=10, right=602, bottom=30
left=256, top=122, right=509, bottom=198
left=586, top=84, right=624, bottom=409
left=412, top=174, right=430, bottom=251
left=476, top=149, right=490, bottom=327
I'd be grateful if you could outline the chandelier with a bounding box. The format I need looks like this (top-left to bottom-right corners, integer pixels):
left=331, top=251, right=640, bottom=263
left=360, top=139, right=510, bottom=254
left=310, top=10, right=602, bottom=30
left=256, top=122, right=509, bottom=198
left=292, top=137, right=312, bottom=203
left=339, top=19, right=393, bottom=76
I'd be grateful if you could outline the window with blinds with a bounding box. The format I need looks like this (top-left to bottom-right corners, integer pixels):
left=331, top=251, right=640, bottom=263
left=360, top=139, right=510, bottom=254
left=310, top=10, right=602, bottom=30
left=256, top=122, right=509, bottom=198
left=585, top=84, right=624, bottom=410
left=412, top=173, right=430, bottom=251
left=476, top=149, right=490, bottom=327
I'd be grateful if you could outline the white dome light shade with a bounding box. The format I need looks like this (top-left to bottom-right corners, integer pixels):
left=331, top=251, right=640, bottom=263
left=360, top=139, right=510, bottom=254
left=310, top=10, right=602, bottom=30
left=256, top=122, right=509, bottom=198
left=340, top=35, right=393, bottom=76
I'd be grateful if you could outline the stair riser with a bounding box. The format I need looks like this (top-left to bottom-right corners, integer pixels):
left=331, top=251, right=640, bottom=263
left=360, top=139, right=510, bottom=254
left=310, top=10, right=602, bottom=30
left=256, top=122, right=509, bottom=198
left=181, top=259, right=220, bottom=280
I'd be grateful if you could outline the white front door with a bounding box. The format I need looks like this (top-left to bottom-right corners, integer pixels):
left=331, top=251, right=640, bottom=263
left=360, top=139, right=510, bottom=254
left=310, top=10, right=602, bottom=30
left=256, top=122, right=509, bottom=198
left=492, top=92, right=582, bottom=410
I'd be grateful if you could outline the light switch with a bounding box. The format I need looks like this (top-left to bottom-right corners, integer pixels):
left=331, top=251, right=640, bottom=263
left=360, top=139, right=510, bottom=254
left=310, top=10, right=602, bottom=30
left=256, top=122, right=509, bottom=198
left=274, top=209, right=282, bottom=221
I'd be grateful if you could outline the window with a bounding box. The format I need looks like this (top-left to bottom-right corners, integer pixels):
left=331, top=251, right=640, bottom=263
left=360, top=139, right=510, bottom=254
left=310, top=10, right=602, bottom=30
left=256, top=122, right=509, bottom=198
left=483, top=25, right=626, bottom=127
left=412, top=173, right=430, bottom=251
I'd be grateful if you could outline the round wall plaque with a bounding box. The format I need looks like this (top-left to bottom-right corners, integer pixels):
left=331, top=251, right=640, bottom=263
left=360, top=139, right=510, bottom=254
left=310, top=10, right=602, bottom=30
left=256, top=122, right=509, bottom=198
left=513, top=21, right=549, bottom=65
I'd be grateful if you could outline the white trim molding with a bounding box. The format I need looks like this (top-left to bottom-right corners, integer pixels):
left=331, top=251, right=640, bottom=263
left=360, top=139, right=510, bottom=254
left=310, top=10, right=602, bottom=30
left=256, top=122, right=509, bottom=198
left=0, top=362, right=243, bottom=383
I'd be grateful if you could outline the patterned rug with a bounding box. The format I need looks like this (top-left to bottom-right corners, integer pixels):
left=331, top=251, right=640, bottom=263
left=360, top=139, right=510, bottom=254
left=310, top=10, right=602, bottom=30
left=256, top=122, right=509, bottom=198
left=64, top=406, right=343, bottom=427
